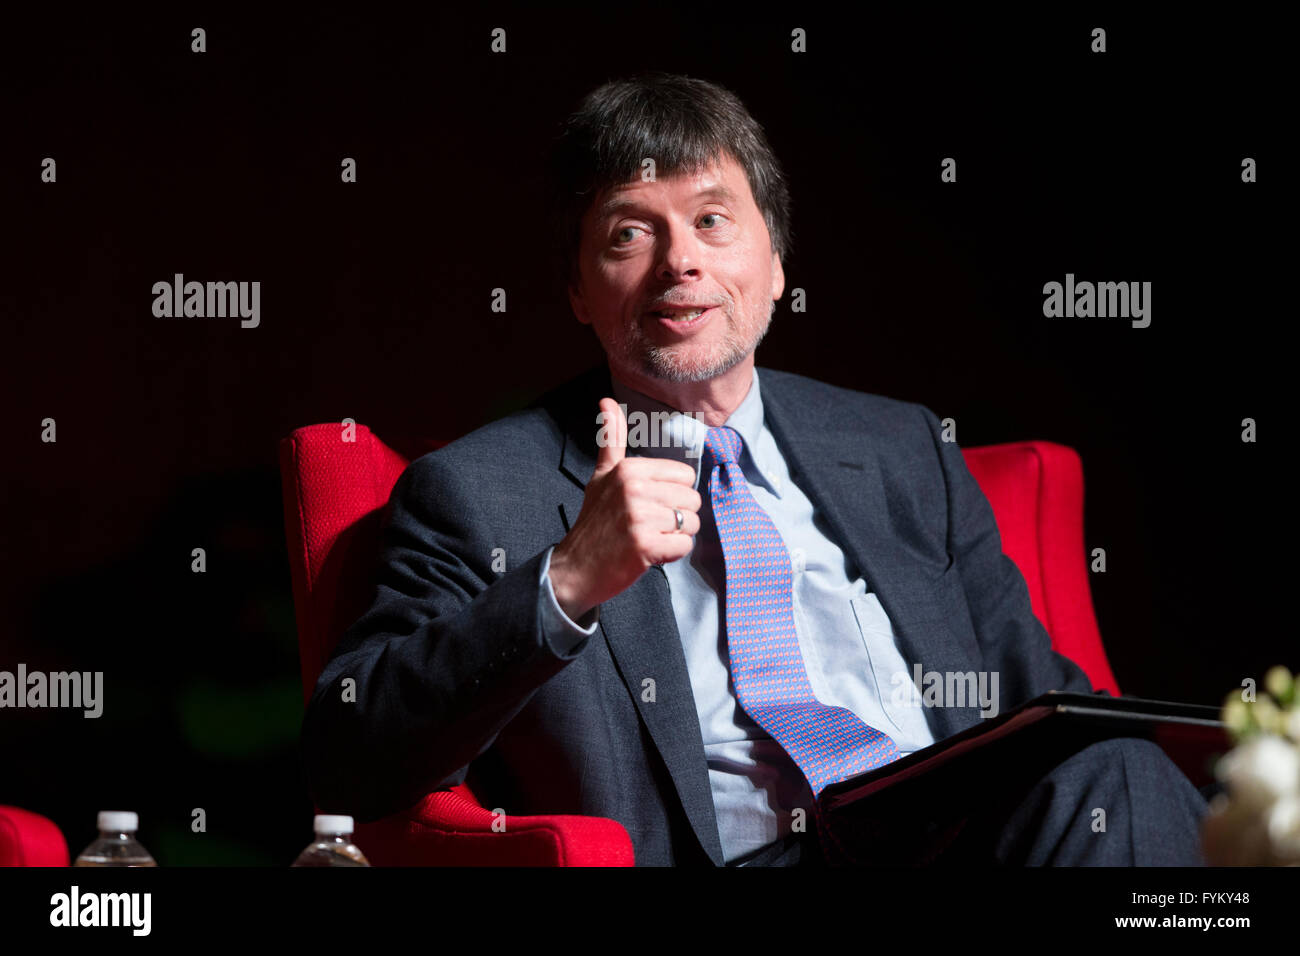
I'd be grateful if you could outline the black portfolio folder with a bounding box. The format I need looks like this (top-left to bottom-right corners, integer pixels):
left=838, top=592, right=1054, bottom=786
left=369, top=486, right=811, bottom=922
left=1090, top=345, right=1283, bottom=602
left=816, top=691, right=1230, bottom=864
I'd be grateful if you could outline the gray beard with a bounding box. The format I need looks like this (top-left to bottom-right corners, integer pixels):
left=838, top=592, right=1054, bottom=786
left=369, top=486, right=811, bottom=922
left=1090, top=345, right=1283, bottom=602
left=625, top=303, right=774, bottom=384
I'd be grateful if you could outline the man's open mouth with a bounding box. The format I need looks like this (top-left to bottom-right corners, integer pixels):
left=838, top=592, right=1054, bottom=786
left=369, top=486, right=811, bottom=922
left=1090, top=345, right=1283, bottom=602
left=650, top=307, right=710, bottom=321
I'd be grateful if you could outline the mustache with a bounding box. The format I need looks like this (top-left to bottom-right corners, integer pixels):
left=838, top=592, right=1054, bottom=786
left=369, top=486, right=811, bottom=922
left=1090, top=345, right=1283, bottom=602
left=644, top=297, right=729, bottom=311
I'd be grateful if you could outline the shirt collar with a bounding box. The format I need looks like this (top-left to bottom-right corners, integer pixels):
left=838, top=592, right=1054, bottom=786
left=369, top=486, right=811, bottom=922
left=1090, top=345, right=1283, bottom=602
left=609, top=365, right=773, bottom=494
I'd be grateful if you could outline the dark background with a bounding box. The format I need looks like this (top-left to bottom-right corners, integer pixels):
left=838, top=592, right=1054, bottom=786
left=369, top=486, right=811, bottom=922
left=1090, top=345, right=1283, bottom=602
left=0, top=8, right=1285, bottom=864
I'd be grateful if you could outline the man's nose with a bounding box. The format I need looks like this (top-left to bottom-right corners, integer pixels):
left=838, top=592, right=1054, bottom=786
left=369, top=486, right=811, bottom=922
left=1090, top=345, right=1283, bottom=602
left=654, top=220, right=701, bottom=281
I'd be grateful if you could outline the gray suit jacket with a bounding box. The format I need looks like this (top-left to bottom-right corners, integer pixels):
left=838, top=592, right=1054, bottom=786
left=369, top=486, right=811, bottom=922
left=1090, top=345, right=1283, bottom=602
left=301, top=363, right=1097, bottom=865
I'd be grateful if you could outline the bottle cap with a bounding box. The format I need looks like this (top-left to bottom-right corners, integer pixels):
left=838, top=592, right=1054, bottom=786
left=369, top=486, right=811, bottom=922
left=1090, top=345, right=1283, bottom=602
left=313, top=814, right=354, bottom=835
left=97, top=811, right=138, bottom=832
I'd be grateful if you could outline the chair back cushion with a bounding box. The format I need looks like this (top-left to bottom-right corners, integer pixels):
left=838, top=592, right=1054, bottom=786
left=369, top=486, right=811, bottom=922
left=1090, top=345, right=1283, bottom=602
left=279, top=424, right=439, bottom=705
left=963, top=441, right=1119, bottom=694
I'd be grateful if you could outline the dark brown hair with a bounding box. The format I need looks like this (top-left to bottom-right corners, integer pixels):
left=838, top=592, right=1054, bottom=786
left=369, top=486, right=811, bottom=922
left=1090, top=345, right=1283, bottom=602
left=545, top=73, right=793, bottom=291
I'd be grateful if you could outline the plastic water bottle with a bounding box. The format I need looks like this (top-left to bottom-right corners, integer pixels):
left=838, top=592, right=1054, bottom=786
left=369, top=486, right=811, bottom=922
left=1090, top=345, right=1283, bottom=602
left=291, top=815, right=370, bottom=867
left=73, top=811, right=157, bottom=867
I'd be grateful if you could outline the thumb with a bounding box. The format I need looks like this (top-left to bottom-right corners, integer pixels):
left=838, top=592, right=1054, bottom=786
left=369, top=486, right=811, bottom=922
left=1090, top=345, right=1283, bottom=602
left=594, top=397, right=626, bottom=475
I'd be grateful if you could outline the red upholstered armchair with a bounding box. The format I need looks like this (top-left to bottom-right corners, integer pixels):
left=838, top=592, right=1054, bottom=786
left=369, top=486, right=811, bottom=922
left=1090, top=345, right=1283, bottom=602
left=0, top=806, right=69, bottom=866
left=279, top=426, right=634, bottom=866
left=279, top=424, right=1120, bottom=866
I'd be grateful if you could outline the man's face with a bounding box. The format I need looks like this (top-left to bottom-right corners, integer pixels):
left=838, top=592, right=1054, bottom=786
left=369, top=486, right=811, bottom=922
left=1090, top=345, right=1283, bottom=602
left=568, top=152, right=784, bottom=386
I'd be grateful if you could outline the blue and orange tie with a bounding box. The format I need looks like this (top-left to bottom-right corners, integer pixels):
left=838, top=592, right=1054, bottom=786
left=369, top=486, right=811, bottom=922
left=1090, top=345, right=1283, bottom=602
left=703, top=425, right=902, bottom=851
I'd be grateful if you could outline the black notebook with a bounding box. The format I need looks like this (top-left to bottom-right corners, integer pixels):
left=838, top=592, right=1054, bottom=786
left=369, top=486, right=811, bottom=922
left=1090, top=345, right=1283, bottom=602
left=816, top=691, right=1229, bottom=864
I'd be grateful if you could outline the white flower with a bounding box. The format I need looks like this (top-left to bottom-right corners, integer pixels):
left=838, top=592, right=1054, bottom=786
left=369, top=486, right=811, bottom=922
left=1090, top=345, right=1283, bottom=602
left=1287, top=708, right=1300, bottom=744
left=1266, top=795, right=1300, bottom=862
left=1216, top=734, right=1300, bottom=812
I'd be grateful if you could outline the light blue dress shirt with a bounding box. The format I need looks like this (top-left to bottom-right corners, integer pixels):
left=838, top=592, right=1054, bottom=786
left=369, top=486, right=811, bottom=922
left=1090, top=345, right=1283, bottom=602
left=537, top=366, right=935, bottom=863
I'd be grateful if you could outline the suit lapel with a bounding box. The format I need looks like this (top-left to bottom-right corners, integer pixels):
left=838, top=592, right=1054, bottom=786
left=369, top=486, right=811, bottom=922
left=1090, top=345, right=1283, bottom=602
left=757, top=368, right=983, bottom=739
left=553, top=365, right=726, bottom=866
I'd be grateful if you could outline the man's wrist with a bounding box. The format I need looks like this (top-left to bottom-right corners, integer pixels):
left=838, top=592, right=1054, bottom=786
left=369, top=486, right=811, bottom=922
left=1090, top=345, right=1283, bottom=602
left=548, top=544, right=594, bottom=621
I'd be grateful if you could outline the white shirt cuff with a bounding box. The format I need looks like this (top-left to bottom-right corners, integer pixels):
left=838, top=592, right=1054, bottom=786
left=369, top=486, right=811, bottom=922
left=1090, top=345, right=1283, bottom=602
left=538, top=545, right=599, bottom=653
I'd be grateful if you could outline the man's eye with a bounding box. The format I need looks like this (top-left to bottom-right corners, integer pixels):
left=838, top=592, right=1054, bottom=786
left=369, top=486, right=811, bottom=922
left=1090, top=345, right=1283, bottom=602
left=699, top=213, right=724, bottom=228
left=615, top=226, right=644, bottom=244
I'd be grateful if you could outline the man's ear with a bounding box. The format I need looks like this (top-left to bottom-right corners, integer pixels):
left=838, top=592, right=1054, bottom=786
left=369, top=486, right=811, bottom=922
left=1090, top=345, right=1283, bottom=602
left=770, top=251, right=785, bottom=303
left=568, top=280, right=592, bottom=326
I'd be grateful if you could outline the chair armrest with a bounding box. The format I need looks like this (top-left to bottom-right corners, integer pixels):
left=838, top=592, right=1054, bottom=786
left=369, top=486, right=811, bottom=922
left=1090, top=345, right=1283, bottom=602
left=0, top=805, right=69, bottom=866
left=352, top=785, right=634, bottom=866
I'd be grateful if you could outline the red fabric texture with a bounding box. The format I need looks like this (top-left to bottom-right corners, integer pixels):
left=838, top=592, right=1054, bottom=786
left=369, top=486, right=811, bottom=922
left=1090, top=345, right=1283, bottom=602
left=0, top=805, right=69, bottom=867
left=280, top=424, right=1120, bottom=865
left=351, top=784, right=634, bottom=867
left=963, top=442, right=1121, bottom=696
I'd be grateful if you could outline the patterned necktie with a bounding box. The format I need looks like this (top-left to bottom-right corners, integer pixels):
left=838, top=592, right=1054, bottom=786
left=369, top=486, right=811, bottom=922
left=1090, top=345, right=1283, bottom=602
left=703, top=425, right=903, bottom=806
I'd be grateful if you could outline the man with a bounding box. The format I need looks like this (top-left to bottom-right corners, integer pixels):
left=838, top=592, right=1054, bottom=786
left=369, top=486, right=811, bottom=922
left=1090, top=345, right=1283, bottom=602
left=301, top=73, right=1208, bottom=866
